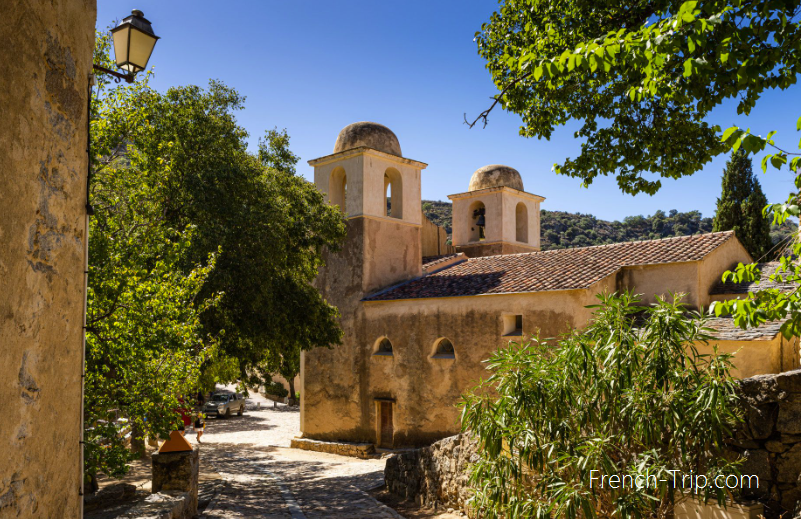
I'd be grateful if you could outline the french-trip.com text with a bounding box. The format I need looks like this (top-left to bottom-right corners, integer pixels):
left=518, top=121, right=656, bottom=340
left=589, top=470, right=758, bottom=492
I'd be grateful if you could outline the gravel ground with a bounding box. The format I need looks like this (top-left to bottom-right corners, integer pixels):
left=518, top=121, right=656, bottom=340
left=89, top=386, right=461, bottom=518
left=199, top=388, right=400, bottom=518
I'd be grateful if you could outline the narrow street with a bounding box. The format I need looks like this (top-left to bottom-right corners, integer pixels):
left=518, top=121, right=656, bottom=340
left=197, top=391, right=401, bottom=519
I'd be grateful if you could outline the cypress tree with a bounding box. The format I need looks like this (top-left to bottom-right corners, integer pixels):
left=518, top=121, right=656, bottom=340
left=712, top=150, right=773, bottom=260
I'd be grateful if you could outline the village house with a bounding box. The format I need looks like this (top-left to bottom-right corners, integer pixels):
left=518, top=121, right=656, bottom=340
left=300, top=121, right=799, bottom=449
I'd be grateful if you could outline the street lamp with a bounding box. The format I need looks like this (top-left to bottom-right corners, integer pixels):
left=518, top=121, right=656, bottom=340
left=93, top=9, right=160, bottom=83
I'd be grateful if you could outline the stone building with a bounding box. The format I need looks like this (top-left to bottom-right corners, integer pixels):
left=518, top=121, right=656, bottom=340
left=1, top=1, right=97, bottom=516
left=300, top=122, right=799, bottom=449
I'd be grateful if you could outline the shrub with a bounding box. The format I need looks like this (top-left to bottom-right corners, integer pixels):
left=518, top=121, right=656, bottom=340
left=461, top=292, right=742, bottom=519
left=264, top=381, right=288, bottom=398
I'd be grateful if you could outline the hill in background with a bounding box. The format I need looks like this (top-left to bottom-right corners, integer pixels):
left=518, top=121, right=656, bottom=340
left=421, top=200, right=795, bottom=258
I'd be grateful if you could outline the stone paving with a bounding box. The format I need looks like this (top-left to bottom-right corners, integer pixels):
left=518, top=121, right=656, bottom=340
left=198, top=390, right=401, bottom=518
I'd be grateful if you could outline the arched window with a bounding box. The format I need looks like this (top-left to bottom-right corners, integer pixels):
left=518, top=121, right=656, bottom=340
left=374, top=337, right=393, bottom=356
left=516, top=202, right=528, bottom=243
left=432, top=338, right=455, bottom=359
left=329, top=167, right=347, bottom=212
left=384, top=168, right=403, bottom=219
left=469, top=201, right=486, bottom=242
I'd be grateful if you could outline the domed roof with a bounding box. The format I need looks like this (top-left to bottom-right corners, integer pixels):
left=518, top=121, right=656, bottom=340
left=468, top=165, right=524, bottom=191
left=334, top=122, right=402, bottom=156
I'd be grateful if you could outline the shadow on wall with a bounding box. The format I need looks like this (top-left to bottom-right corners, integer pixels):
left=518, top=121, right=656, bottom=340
left=370, top=272, right=506, bottom=300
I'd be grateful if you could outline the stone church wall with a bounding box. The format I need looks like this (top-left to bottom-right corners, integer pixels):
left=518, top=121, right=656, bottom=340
left=385, top=369, right=801, bottom=519
left=0, top=1, right=96, bottom=516
left=421, top=213, right=455, bottom=257
left=302, top=272, right=617, bottom=447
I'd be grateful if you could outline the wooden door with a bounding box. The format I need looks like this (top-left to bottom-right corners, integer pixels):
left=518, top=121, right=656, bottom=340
left=380, top=402, right=393, bottom=447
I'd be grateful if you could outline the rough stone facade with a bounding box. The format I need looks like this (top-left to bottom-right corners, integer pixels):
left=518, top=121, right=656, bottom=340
left=732, top=369, right=801, bottom=517
left=422, top=213, right=455, bottom=257
left=384, top=434, right=478, bottom=515
left=290, top=438, right=377, bottom=459
left=454, top=240, right=540, bottom=258
left=302, top=123, right=779, bottom=451
left=0, top=1, right=96, bottom=517
left=152, top=447, right=199, bottom=517
left=385, top=369, right=801, bottom=518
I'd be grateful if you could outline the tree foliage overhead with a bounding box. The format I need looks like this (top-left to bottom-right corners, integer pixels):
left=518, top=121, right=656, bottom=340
left=461, top=293, right=742, bottom=519
left=473, top=0, right=801, bottom=194
left=473, top=0, right=801, bottom=337
left=712, top=150, right=773, bottom=260
left=106, top=78, right=346, bottom=380
left=87, top=35, right=219, bottom=483
left=85, top=33, right=345, bottom=481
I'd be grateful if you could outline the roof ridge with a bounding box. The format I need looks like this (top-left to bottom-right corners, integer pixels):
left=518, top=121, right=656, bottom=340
left=464, top=230, right=735, bottom=262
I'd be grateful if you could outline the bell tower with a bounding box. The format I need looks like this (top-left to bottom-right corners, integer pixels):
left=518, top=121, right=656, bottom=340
left=449, top=164, right=545, bottom=258
left=310, top=122, right=427, bottom=296
left=303, top=122, right=426, bottom=443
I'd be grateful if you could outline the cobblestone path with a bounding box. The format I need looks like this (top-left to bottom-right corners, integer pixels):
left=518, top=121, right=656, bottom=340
left=199, top=391, right=401, bottom=518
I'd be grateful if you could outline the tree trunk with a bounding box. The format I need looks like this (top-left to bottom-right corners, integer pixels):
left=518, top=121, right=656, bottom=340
left=87, top=472, right=99, bottom=494
left=131, top=422, right=146, bottom=459
left=287, top=377, right=296, bottom=406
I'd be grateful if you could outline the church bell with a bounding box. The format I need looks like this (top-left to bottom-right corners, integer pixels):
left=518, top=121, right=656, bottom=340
left=473, top=207, right=486, bottom=227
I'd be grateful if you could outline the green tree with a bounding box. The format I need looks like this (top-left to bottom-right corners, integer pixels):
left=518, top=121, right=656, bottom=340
left=259, top=127, right=301, bottom=174
left=471, top=0, right=801, bottom=338
left=461, top=293, right=742, bottom=519
left=114, top=79, right=346, bottom=382
left=712, top=150, right=773, bottom=259
left=470, top=0, right=801, bottom=194
left=257, top=346, right=301, bottom=404
left=87, top=35, right=219, bottom=486
left=85, top=33, right=346, bottom=483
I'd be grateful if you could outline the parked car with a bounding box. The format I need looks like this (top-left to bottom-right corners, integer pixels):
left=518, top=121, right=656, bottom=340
left=204, top=392, right=245, bottom=418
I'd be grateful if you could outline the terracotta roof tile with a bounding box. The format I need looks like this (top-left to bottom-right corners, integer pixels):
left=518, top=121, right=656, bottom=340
left=709, top=262, right=795, bottom=295
left=422, top=254, right=461, bottom=269
left=366, top=231, right=735, bottom=301
left=705, top=317, right=784, bottom=341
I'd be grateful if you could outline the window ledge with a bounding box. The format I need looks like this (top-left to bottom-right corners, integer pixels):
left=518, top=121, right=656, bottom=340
left=373, top=352, right=394, bottom=357
left=431, top=354, right=455, bottom=360
left=503, top=331, right=523, bottom=337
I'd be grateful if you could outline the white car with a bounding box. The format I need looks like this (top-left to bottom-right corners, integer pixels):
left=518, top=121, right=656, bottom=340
left=204, top=393, right=245, bottom=418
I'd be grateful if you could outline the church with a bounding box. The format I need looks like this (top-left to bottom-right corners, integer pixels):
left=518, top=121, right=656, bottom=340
left=299, top=122, right=799, bottom=449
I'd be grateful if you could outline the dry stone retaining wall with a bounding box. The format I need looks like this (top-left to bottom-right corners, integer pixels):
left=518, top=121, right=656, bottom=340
left=384, top=434, right=478, bottom=515
left=291, top=437, right=377, bottom=459
left=732, top=369, right=801, bottom=517
left=385, top=369, right=801, bottom=518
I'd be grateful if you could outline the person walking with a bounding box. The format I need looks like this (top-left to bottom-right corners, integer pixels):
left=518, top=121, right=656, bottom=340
left=195, top=413, right=206, bottom=443
left=176, top=398, right=192, bottom=436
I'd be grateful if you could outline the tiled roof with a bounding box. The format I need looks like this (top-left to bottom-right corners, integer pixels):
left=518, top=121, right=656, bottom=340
left=705, top=317, right=784, bottom=341
left=422, top=253, right=467, bottom=275
left=366, top=231, right=735, bottom=301
left=709, top=262, right=795, bottom=295
left=422, top=254, right=461, bottom=269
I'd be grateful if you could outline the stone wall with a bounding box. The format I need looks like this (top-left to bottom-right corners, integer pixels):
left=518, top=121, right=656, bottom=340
left=0, top=1, right=96, bottom=517
left=291, top=438, right=377, bottom=459
left=384, top=434, right=478, bottom=515
left=152, top=447, right=200, bottom=518
left=733, top=369, right=801, bottom=517
left=422, top=213, right=455, bottom=258
left=385, top=369, right=801, bottom=518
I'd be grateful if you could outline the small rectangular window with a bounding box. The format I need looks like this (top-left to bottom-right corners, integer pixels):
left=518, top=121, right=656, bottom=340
left=503, top=314, right=523, bottom=336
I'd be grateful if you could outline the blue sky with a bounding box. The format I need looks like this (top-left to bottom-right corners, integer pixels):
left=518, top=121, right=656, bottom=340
left=97, top=1, right=800, bottom=221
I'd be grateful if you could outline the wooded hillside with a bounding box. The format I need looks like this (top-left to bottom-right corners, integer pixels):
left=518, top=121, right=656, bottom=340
left=421, top=200, right=795, bottom=257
